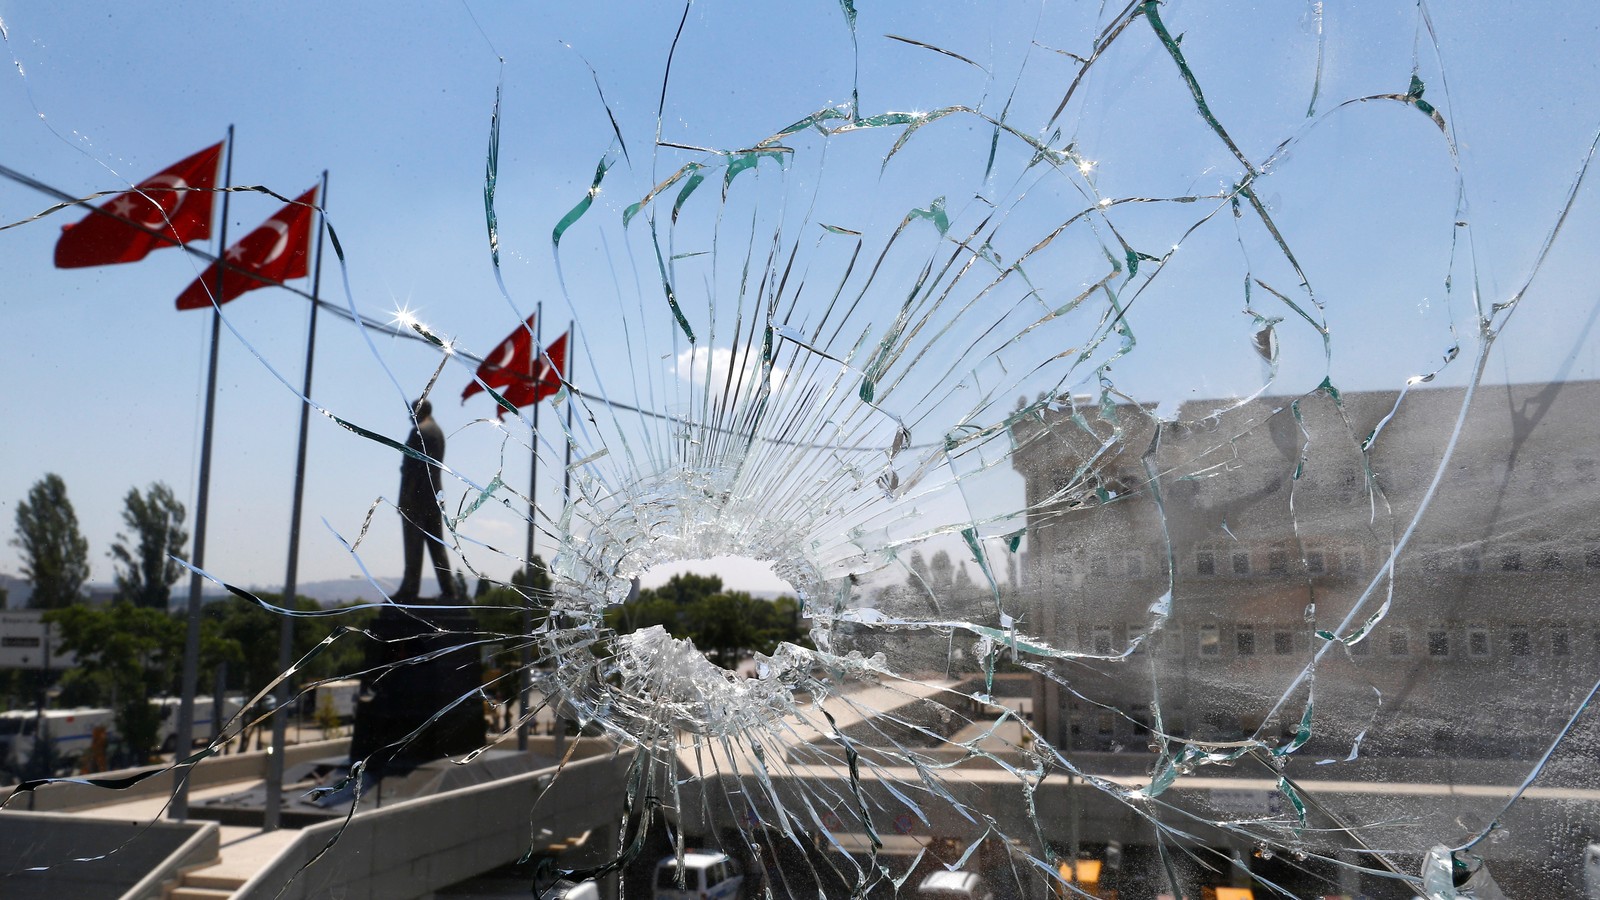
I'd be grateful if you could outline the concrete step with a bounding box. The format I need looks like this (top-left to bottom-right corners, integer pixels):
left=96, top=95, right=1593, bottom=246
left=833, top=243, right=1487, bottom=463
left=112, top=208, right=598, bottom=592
left=169, top=888, right=236, bottom=900
left=184, top=871, right=247, bottom=890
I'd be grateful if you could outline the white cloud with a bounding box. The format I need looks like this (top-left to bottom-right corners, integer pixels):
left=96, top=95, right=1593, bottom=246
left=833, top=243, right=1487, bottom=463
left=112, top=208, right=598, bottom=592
left=673, top=346, right=787, bottom=394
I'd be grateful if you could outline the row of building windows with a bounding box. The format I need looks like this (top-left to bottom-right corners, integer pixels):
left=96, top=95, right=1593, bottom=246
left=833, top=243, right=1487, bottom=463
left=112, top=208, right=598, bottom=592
left=1456, top=547, right=1600, bottom=573
left=1191, top=545, right=1600, bottom=578
left=1051, top=547, right=1342, bottom=578
left=1352, top=623, right=1566, bottom=659
left=1193, top=546, right=1366, bottom=577
left=1045, top=544, right=1600, bottom=580
left=1085, top=622, right=1579, bottom=659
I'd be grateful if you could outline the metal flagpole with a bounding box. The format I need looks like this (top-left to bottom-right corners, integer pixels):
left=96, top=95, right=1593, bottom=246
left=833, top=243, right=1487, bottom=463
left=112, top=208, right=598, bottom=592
left=264, top=170, right=329, bottom=831
left=554, top=320, right=575, bottom=759
left=172, top=125, right=234, bottom=821
left=561, top=322, right=575, bottom=501
left=518, top=303, right=542, bottom=753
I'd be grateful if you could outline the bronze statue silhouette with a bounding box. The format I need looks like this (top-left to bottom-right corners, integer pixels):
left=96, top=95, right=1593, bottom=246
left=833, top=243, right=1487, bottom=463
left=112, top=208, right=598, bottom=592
left=396, top=398, right=458, bottom=601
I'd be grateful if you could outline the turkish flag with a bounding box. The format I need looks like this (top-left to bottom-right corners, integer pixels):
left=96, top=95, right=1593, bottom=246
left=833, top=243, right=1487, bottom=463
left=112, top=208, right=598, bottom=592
left=461, top=312, right=538, bottom=403
left=174, top=186, right=318, bottom=310
left=55, top=142, right=223, bottom=268
left=494, top=331, right=568, bottom=418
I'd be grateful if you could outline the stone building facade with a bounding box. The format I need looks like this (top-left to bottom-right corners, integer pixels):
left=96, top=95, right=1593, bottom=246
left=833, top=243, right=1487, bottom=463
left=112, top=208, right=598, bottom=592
left=1008, top=379, right=1600, bottom=767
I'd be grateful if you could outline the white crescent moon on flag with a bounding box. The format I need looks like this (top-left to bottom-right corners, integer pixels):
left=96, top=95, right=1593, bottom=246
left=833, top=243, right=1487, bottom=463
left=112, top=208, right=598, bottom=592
left=494, top=340, right=515, bottom=370
left=133, top=174, right=189, bottom=226
left=259, top=218, right=292, bottom=266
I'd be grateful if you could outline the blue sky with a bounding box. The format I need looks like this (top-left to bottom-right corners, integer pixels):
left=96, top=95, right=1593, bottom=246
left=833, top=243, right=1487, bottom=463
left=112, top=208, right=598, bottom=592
left=2, top=1, right=1598, bottom=598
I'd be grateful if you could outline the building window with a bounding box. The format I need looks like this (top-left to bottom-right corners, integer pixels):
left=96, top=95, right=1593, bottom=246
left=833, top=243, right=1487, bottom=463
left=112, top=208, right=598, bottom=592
left=1199, top=625, right=1220, bottom=656
left=1131, top=704, right=1152, bottom=734
left=1196, top=551, right=1215, bottom=576
left=1166, top=624, right=1183, bottom=656
left=1427, top=627, right=1450, bottom=657
left=1231, top=552, right=1251, bottom=575
left=1500, top=551, right=1523, bottom=572
left=1091, top=626, right=1114, bottom=656
left=1468, top=625, right=1490, bottom=657
left=1096, top=711, right=1115, bottom=736
left=1349, top=635, right=1371, bottom=656
left=1551, top=626, right=1571, bottom=657
left=1305, top=550, right=1324, bottom=574
left=1235, top=625, right=1256, bottom=656
left=1267, top=549, right=1289, bottom=575
left=1090, top=554, right=1108, bottom=576
left=1508, top=625, right=1531, bottom=657
left=1461, top=546, right=1482, bottom=573
left=1274, top=630, right=1294, bottom=655
left=1125, top=553, right=1144, bottom=577
left=1587, top=547, right=1600, bottom=570
left=1388, top=630, right=1410, bottom=657
left=1540, top=550, right=1564, bottom=571
left=1343, top=548, right=1364, bottom=574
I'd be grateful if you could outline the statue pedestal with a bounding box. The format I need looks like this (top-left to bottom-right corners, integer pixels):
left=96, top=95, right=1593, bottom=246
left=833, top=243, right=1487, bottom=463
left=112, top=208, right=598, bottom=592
left=349, top=603, right=486, bottom=777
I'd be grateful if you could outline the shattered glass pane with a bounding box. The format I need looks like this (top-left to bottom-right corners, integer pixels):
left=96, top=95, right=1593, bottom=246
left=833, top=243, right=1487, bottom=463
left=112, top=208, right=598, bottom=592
left=4, top=1, right=1600, bottom=898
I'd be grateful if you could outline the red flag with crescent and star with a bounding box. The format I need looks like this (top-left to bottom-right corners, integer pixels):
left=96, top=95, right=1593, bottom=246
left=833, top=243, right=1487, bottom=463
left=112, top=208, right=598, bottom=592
left=461, top=312, right=538, bottom=404
left=54, top=142, right=223, bottom=269
left=174, top=186, right=318, bottom=310
left=464, top=324, right=567, bottom=418
left=497, top=331, right=568, bottom=417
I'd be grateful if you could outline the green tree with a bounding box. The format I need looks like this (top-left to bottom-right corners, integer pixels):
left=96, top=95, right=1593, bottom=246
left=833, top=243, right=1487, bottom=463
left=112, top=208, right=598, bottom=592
left=510, top=558, right=552, bottom=593
left=604, top=592, right=679, bottom=635
left=604, top=572, right=809, bottom=668
left=474, top=557, right=552, bottom=684
left=110, top=481, right=189, bottom=609
left=749, top=595, right=810, bottom=655
left=204, top=593, right=323, bottom=699
left=11, top=474, right=90, bottom=609
left=685, top=591, right=755, bottom=665
left=46, top=602, right=180, bottom=762
left=46, top=602, right=240, bottom=764
left=294, top=601, right=378, bottom=686
left=653, top=572, right=723, bottom=606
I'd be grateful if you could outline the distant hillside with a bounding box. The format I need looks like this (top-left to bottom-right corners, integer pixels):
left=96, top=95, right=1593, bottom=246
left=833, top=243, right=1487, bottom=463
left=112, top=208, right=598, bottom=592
left=261, top=576, right=403, bottom=606
left=0, top=575, right=118, bottom=609
left=0, top=571, right=341, bottom=610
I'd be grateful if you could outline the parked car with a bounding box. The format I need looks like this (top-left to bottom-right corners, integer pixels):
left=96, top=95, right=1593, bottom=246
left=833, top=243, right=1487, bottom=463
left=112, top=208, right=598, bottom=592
left=654, top=850, right=745, bottom=900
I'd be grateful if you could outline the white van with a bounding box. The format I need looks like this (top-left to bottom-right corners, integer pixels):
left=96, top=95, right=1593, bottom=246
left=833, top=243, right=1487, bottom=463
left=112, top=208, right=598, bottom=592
left=304, top=678, right=361, bottom=722
left=543, top=878, right=599, bottom=900
left=916, top=870, right=994, bottom=900
left=653, top=851, right=744, bottom=900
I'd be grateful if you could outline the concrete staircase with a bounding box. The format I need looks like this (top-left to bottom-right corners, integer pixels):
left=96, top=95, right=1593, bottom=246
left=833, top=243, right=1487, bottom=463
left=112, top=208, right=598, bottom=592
left=167, top=868, right=247, bottom=899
